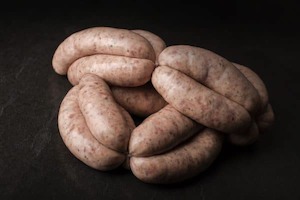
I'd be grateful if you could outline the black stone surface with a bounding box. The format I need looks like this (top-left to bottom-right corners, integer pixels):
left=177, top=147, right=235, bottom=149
left=1, top=1, right=300, bottom=199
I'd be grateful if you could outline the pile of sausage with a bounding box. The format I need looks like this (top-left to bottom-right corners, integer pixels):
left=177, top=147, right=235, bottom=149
left=52, top=26, right=275, bottom=184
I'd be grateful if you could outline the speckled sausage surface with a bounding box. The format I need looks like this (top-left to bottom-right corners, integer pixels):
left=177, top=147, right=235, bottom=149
left=233, top=63, right=275, bottom=133
left=130, top=128, right=223, bottom=184
left=58, top=86, right=125, bottom=170
left=129, top=104, right=204, bottom=157
left=52, top=26, right=156, bottom=75
left=78, top=73, right=135, bottom=152
left=67, top=54, right=155, bottom=87
left=158, top=45, right=261, bottom=115
left=152, top=66, right=251, bottom=134
left=111, top=82, right=167, bottom=117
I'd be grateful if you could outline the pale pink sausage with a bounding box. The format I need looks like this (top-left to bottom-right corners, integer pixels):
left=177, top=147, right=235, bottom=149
left=67, top=54, right=155, bottom=87
left=129, top=104, right=204, bottom=157
left=111, top=82, right=167, bottom=117
left=52, top=26, right=156, bottom=75
left=151, top=66, right=251, bottom=134
left=58, top=86, right=125, bottom=170
left=130, top=128, right=223, bottom=184
left=78, top=73, right=134, bottom=152
left=158, top=45, right=261, bottom=115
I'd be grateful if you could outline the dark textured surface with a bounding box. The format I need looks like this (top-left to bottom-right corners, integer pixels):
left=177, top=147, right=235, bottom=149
left=1, top=1, right=300, bottom=199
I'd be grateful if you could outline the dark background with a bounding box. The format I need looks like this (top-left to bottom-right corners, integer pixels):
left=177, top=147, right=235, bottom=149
left=1, top=0, right=299, bottom=199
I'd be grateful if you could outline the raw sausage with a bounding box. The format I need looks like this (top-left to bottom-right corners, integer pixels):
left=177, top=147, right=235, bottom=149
left=111, top=82, right=167, bottom=117
left=52, top=26, right=156, bottom=75
left=67, top=54, right=155, bottom=87
left=129, top=104, right=203, bottom=156
left=58, top=86, right=125, bottom=170
left=130, top=128, right=223, bottom=184
left=158, top=45, right=261, bottom=115
left=78, top=73, right=135, bottom=152
left=151, top=66, right=251, bottom=134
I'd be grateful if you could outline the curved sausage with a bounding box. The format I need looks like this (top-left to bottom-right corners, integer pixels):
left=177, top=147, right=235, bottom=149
left=58, top=86, right=125, bottom=170
left=52, top=26, right=156, bottom=75
left=158, top=45, right=261, bottom=115
left=233, top=63, right=275, bottom=133
left=111, top=82, right=167, bottom=117
left=67, top=54, right=155, bottom=87
left=151, top=66, right=251, bottom=134
left=78, top=73, right=135, bottom=152
left=233, top=62, right=269, bottom=112
left=129, top=104, right=204, bottom=157
left=130, top=128, right=223, bottom=184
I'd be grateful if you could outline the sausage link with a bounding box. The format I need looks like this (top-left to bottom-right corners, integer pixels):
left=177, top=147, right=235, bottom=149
left=151, top=66, right=251, bottom=134
left=233, top=62, right=269, bottom=112
left=129, top=104, right=204, bottom=157
left=78, top=73, right=134, bottom=152
left=233, top=63, right=274, bottom=133
left=158, top=45, right=261, bottom=115
left=52, top=26, right=156, bottom=75
left=58, top=86, right=125, bottom=170
left=111, top=82, right=167, bottom=117
left=67, top=54, right=155, bottom=87
left=130, top=128, right=223, bottom=184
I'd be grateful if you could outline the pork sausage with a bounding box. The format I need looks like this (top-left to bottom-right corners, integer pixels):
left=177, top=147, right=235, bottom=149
left=130, top=128, right=223, bottom=184
left=129, top=104, right=204, bottom=156
left=58, top=86, right=125, bottom=170
left=158, top=45, right=261, bottom=115
left=151, top=66, right=251, bottom=134
left=111, top=82, right=167, bottom=117
left=52, top=26, right=156, bottom=75
left=78, top=73, right=135, bottom=152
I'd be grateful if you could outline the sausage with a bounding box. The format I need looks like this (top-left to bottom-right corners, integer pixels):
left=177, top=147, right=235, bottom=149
left=132, top=29, right=166, bottom=64
left=67, top=54, right=155, bottom=87
left=233, top=63, right=275, bottom=133
left=158, top=45, right=261, bottom=115
left=111, top=82, right=167, bottom=117
left=78, top=73, right=135, bottom=152
left=233, top=62, right=269, bottom=112
left=151, top=65, right=251, bottom=134
left=129, top=104, right=204, bottom=157
left=58, top=86, right=125, bottom=170
left=52, top=26, right=156, bottom=75
left=130, top=128, right=223, bottom=184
